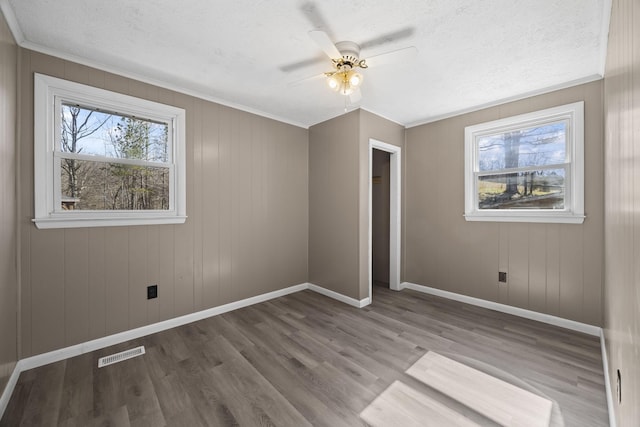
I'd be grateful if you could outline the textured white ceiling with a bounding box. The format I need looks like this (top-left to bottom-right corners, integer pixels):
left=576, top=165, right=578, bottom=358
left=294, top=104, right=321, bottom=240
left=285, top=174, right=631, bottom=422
left=2, top=0, right=610, bottom=127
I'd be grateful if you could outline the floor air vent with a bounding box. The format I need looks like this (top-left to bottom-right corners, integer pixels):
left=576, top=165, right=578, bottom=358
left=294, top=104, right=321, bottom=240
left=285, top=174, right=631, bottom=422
left=98, top=345, right=145, bottom=368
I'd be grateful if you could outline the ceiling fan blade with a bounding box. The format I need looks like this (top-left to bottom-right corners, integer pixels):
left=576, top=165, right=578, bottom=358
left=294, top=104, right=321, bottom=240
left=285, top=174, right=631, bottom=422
left=279, top=57, right=326, bottom=73
left=349, top=88, right=362, bottom=104
left=288, top=72, right=327, bottom=87
left=309, top=30, right=342, bottom=60
left=359, top=27, right=415, bottom=50
left=300, top=2, right=333, bottom=35
left=365, top=46, right=418, bottom=68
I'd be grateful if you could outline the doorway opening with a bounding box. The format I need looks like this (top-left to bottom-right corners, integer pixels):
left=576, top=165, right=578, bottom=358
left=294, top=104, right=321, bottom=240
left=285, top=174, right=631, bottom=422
left=368, top=139, right=401, bottom=303
left=372, top=149, right=390, bottom=289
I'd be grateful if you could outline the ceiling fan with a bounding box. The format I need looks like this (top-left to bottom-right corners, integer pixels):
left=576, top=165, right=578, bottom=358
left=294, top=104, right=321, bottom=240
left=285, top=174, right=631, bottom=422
left=303, top=30, right=418, bottom=103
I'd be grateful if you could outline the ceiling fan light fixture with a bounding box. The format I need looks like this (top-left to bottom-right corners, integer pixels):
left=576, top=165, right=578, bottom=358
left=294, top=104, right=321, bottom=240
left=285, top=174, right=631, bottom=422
left=327, top=74, right=340, bottom=90
left=340, top=82, right=354, bottom=96
left=325, top=68, right=362, bottom=97
left=348, top=70, right=362, bottom=87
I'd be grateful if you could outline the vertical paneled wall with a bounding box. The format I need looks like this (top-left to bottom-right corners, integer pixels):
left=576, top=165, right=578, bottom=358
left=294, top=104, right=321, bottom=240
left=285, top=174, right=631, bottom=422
left=18, top=50, right=309, bottom=358
left=309, top=109, right=404, bottom=301
left=309, top=112, right=360, bottom=298
left=0, top=8, right=18, bottom=396
left=603, top=0, right=640, bottom=424
left=404, top=81, right=604, bottom=326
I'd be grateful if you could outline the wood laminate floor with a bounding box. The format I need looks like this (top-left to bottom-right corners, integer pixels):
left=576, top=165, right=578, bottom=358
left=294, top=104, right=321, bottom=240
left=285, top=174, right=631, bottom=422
left=1, top=287, right=608, bottom=426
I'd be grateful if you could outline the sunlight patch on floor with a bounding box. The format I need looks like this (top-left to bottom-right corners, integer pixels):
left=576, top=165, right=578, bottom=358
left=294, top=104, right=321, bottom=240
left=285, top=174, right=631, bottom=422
left=360, top=380, right=482, bottom=427
left=360, top=351, right=553, bottom=427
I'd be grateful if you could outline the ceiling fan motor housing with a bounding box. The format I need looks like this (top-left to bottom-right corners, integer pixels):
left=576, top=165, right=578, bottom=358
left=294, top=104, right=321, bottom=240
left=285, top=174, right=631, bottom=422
left=335, top=41, right=361, bottom=67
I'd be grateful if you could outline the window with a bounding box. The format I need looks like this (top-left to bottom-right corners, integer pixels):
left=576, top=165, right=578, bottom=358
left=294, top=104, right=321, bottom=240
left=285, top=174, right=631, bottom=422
left=464, top=102, right=584, bottom=223
left=34, top=73, right=186, bottom=229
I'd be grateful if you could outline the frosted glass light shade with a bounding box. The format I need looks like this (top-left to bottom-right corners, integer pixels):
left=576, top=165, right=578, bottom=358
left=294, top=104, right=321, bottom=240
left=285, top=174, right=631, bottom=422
left=349, top=71, right=362, bottom=87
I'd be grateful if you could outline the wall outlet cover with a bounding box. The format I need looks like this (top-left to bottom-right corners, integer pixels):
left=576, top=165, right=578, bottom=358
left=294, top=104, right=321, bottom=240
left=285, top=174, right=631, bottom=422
left=147, top=285, right=158, bottom=299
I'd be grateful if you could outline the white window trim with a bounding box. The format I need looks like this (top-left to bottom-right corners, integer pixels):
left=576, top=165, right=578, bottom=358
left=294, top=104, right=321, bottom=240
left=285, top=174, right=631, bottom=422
left=464, top=101, right=584, bottom=224
left=34, top=73, right=187, bottom=229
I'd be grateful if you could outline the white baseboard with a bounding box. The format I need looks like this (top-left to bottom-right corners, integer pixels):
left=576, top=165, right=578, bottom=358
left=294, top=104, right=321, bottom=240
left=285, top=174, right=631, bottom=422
left=600, top=331, right=617, bottom=427
left=18, top=283, right=309, bottom=371
left=400, top=281, right=615, bottom=425
left=1, top=281, right=372, bottom=420
left=3, top=281, right=363, bottom=398
left=400, top=282, right=601, bottom=336
left=308, top=283, right=371, bottom=308
left=0, top=362, right=21, bottom=420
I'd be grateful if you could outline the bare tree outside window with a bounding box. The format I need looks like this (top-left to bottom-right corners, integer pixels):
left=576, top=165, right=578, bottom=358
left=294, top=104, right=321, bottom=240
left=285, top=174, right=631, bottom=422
left=60, top=105, right=109, bottom=202
left=476, top=122, right=567, bottom=210
left=60, top=104, right=170, bottom=211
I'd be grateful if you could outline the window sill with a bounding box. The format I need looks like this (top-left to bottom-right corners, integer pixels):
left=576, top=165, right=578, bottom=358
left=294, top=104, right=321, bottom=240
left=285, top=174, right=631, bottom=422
left=33, top=215, right=188, bottom=229
left=464, top=213, right=585, bottom=224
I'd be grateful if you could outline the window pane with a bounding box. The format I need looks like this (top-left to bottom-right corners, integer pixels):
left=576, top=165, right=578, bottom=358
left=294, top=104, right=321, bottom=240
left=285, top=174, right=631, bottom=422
left=478, top=169, right=565, bottom=210
left=61, top=104, right=168, bottom=162
left=477, top=121, right=567, bottom=171
left=60, top=158, right=169, bottom=211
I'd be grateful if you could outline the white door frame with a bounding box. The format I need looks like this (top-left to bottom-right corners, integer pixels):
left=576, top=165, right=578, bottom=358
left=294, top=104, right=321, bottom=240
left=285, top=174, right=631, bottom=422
left=369, top=138, right=401, bottom=303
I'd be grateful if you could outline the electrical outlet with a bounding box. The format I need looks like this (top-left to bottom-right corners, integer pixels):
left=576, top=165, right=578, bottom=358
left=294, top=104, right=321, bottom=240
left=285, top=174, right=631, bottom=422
left=616, top=369, right=622, bottom=404
left=147, top=285, right=158, bottom=300
left=498, top=272, right=507, bottom=283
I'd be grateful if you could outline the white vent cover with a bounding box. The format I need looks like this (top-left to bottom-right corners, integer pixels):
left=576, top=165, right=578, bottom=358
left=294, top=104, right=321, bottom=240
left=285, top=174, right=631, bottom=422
left=98, top=345, right=145, bottom=368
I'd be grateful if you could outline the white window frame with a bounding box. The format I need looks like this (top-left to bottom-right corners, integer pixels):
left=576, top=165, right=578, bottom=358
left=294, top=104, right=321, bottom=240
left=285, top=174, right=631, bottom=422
left=34, top=73, right=187, bottom=229
left=464, top=101, right=584, bottom=224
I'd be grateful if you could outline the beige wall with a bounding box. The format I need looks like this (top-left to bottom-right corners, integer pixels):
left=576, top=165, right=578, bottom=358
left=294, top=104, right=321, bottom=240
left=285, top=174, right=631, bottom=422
left=18, top=50, right=309, bottom=357
left=309, top=111, right=360, bottom=298
left=405, top=81, right=604, bottom=326
left=309, top=109, right=403, bottom=300
left=0, top=8, right=18, bottom=397
left=603, top=0, right=640, bottom=424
